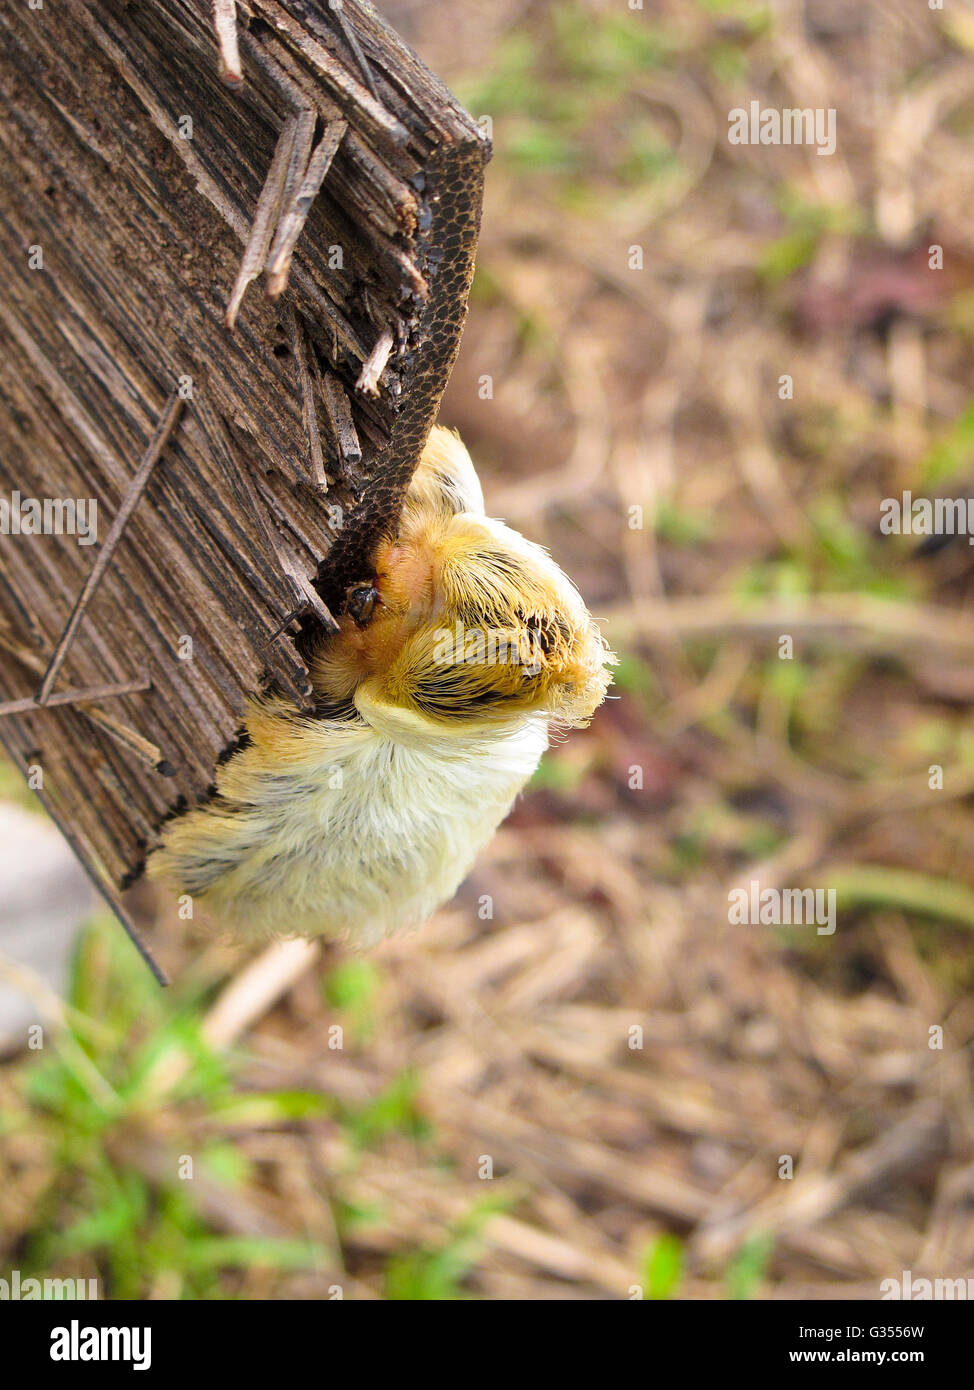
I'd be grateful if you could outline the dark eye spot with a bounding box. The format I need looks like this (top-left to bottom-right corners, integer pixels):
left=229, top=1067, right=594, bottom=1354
left=346, top=583, right=377, bottom=626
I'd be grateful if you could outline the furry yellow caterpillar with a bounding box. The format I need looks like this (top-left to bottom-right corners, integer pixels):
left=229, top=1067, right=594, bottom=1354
left=148, top=428, right=615, bottom=944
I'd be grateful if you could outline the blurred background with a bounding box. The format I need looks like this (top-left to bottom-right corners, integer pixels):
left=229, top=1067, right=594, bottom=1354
left=3, top=0, right=974, bottom=1299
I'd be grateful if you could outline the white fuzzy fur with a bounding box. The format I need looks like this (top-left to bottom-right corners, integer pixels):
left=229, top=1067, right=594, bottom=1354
left=165, top=693, right=549, bottom=945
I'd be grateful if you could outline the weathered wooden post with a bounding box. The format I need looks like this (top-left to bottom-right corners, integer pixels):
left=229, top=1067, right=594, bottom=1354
left=0, top=0, right=489, bottom=978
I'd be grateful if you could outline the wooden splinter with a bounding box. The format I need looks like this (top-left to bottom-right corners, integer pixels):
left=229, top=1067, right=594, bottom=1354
left=355, top=327, right=395, bottom=397
left=332, top=2, right=380, bottom=101
left=319, top=371, right=363, bottom=486
left=261, top=602, right=308, bottom=648
left=225, top=113, right=299, bottom=330
left=83, top=707, right=174, bottom=775
left=240, top=28, right=313, bottom=117
left=0, top=633, right=169, bottom=772
left=265, top=119, right=348, bottom=300
left=212, top=0, right=243, bottom=88
left=36, top=392, right=184, bottom=706
left=194, top=396, right=337, bottom=637
left=0, top=677, right=151, bottom=718
left=285, top=306, right=328, bottom=493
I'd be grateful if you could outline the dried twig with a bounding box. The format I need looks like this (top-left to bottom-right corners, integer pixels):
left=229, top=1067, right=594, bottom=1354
left=83, top=706, right=173, bottom=775
left=225, top=114, right=299, bottom=329
left=261, top=602, right=307, bottom=647
left=202, top=938, right=322, bottom=1050
left=278, top=551, right=339, bottom=632
left=36, top=392, right=184, bottom=705
left=141, top=938, right=321, bottom=1097
left=239, top=28, right=317, bottom=116
left=212, top=0, right=243, bottom=88
left=333, top=1, right=380, bottom=101
left=2, top=607, right=170, bottom=772
left=355, top=326, right=394, bottom=397
left=693, top=1104, right=946, bottom=1264
left=0, top=677, right=151, bottom=718
left=319, top=371, right=363, bottom=474
left=281, top=105, right=317, bottom=214
left=265, top=119, right=348, bottom=299
left=248, top=0, right=410, bottom=151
